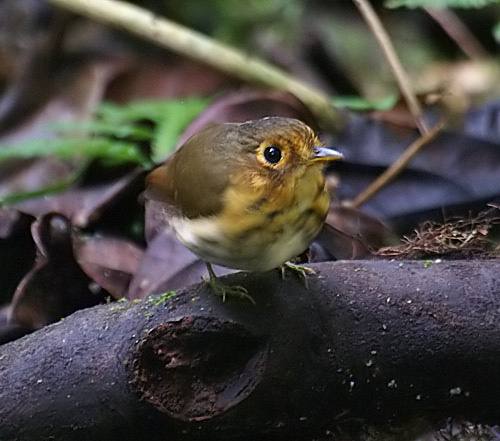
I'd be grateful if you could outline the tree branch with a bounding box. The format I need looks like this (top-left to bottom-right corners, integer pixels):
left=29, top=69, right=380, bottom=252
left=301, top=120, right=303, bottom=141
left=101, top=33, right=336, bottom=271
left=2, top=260, right=500, bottom=440
left=44, top=0, right=345, bottom=133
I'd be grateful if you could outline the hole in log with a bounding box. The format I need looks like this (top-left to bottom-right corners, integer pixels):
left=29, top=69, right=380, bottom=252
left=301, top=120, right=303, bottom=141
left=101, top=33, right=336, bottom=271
left=131, top=316, right=268, bottom=421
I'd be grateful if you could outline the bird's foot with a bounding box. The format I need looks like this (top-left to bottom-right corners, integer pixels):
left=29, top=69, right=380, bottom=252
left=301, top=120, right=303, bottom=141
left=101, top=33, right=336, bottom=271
left=280, top=261, right=315, bottom=288
left=204, top=263, right=255, bottom=304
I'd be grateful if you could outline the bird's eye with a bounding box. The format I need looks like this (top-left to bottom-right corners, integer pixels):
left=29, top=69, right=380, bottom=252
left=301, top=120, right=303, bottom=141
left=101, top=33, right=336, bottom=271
left=263, top=146, right=282, bottom=164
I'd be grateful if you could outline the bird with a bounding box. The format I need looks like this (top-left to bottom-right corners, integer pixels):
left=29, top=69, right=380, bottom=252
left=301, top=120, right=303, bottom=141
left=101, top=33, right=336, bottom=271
left=145, top=116, right=342, bottom=302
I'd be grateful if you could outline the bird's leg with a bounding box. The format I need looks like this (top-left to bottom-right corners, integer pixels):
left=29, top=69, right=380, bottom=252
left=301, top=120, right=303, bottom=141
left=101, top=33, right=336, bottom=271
left=280, top=261, right=316, bottom=288
left=203, top=262, right=255, bottom=304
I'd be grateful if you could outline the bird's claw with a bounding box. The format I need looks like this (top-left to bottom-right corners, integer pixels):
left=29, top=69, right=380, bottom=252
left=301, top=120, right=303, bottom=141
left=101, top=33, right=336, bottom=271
left=280, top=261, right=315, bottom=288
left=203, top=277, right=255, bottom=304
left=204, top=263, right=255, bottom=304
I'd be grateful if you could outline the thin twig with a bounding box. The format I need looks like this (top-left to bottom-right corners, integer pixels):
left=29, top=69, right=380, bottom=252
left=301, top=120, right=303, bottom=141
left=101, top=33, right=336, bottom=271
left=425, top=8, right=488, bottom=61
left=349, top=121, right=444, bottom=208
left=352, top=0, right=429, bottom=135
left=45, top=0, right=345, bottom=132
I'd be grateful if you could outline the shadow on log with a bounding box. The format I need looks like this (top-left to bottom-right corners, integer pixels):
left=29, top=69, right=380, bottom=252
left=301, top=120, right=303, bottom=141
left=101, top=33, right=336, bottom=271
left=1, top=259, right=500, bottom=440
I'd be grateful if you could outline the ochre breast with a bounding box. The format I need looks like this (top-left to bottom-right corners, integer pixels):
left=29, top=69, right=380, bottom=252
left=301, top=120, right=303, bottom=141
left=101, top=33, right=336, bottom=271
left=170, top=162, right=330, bottom=272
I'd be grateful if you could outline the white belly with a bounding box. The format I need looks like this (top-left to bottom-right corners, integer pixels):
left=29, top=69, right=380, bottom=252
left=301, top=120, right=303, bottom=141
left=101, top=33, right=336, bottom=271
left=170, top=213, right=320, bottom=272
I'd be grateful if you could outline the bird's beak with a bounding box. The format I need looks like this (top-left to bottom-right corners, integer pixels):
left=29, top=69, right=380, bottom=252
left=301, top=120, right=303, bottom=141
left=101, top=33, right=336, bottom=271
left=312, top=146, right=343, bottom=163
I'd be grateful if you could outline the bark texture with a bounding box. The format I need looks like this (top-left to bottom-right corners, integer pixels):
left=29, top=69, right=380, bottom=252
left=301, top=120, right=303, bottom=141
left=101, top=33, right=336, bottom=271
left=1, top=259, right=500, bottom=440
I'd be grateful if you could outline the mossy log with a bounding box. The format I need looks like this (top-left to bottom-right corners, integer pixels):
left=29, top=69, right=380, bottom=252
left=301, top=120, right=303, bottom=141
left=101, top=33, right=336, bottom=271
left=1, top=260, right=500, bottom=440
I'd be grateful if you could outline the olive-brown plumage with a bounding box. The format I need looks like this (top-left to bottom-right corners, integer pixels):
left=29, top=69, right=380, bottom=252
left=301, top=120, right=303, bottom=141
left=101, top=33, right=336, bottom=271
left=146, top=117, right=342, bottom=299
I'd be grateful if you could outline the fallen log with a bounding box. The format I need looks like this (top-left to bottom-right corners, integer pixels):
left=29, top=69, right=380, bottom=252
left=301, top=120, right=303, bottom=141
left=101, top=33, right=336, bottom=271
left=1, top=259, right=500, bottom=440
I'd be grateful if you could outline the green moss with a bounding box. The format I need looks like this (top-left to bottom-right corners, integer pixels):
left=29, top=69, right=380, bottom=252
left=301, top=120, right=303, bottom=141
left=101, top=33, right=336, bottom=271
left=146, top=291, right=176, bottom=306
left=139, top=291, right=177, bottom=317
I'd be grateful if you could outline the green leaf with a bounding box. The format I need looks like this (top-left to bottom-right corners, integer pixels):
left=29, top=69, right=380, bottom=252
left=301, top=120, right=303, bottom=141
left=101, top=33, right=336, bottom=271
left=385, top=0, right=500, bottom=8
left=49, top=120, right=154, bottom=141
left=0, top=97, right=210, bottom=204
left=150, top=97, right=212, bottom=162
left=84, top=97, right=211, bottom=163
left=332, top=94, right=398, bottom=111
left=0, top=137, right=151, bottom=167
left=0, top=97, right=211, bottom=205
left=493, top=21, right=500, bottom=43
left=97, top=100, right=167, bottom=123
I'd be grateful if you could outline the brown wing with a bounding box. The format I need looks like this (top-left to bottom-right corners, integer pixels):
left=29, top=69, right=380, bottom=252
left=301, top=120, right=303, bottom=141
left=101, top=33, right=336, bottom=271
left=145, top=123, right=239, bottom=219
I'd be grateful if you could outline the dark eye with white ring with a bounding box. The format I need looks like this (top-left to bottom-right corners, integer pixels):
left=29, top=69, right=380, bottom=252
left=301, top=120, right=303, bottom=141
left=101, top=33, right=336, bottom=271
left=263, top=146, right=282, bottom=164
